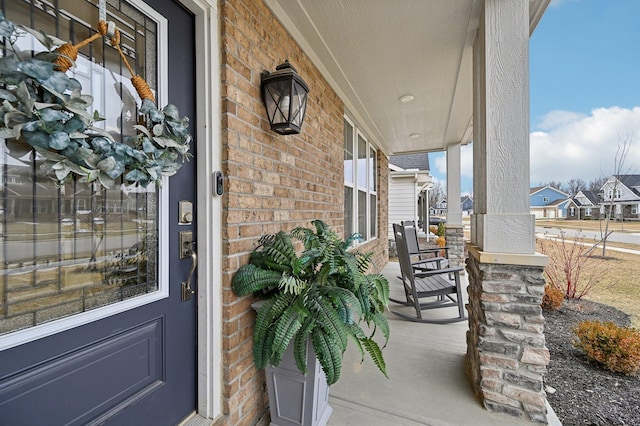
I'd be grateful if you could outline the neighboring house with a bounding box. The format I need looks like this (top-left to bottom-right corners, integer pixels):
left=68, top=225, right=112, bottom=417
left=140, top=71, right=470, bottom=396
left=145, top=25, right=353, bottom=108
left=0, top=2, right=552, bottom=426
left=432, top=198, right=447, bottom=216
left=600, top=175, right=640, bottom=220
left=461, top=195, right=474, bottom=216
left=530, top=185, right=570, bottom=219
left=431, top=196, right=472, bottom=217
left=388, top=153, right=433, bottom=238
left=567, top=190, right=602, bottom=220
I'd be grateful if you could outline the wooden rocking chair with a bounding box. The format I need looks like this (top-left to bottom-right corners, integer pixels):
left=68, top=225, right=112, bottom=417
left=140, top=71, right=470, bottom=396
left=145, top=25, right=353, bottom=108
left=391, top=224, right=467, bottom=324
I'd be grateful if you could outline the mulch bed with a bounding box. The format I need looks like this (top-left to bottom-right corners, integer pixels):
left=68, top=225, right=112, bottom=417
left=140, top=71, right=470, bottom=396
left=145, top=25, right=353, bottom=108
left=544, top=299, right=640, bottom=425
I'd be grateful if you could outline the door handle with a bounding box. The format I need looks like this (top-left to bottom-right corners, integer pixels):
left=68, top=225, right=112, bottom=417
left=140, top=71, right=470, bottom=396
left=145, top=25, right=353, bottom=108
left=182, top=250, right=197, bottom=302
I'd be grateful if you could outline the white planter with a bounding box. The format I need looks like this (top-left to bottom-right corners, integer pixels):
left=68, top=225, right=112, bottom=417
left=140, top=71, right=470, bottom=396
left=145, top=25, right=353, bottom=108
left=265, top=338, right=332, bottom=426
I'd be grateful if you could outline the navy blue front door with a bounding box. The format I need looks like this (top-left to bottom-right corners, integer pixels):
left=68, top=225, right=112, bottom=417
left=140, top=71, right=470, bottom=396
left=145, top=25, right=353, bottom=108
left=0, top=1, right=197, bottom=424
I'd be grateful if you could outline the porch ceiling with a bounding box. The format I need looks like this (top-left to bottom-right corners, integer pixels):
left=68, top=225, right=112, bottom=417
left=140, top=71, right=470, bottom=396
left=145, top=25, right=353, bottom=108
left=265, top=0, right=550, bottom=155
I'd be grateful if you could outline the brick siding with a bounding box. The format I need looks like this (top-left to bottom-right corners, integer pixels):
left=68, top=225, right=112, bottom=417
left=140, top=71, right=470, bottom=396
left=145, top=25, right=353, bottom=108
left=220, top=1, right=389, bottom=424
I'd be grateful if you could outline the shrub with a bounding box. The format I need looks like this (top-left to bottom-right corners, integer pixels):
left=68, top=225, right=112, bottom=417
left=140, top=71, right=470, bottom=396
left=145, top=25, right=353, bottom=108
left=573, top=320, right=640, bottom=375
left=541, top=284, right=564, bottom=310
left=536, top=231, right=609, bottom=299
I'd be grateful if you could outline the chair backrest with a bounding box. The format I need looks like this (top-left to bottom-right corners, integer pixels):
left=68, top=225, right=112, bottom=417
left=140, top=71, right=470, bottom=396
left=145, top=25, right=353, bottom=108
left=393, top=224, right=415, bottom=282
left=401, top=220, right=421, bottom=255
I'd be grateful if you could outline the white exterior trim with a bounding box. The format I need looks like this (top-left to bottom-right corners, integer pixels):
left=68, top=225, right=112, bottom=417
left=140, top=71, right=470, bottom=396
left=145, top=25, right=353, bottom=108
left=178, top=0, right=223, bottom=421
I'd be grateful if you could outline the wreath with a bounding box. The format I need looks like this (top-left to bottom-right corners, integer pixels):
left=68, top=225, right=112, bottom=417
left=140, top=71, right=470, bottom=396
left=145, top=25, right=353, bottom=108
left=0, top=12, right=191, bottom=189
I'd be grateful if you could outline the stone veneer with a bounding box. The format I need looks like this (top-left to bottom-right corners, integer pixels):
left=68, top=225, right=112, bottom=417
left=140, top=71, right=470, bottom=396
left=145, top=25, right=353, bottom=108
left=445, top=225, right=465, bottom=270
left=465, top=248, right=550, bottom=424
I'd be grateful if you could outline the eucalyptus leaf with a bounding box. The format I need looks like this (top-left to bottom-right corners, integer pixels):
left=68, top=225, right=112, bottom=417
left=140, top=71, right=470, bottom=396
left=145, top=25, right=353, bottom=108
left=0, top=127, right=18, bottom=139
left=149, top=108, right=164, bottom=123
left=0, top=89, right=17, bottom=102
left=152, top=123, right=164, bottom=136
left=97, top=156, right=116, bottom=173
left=90, top=137, right=112, bottom=152
left=49, top=131, right=70, bottom=150
left=87, top=126, right=115, bottom=141
left=142, top=139, right=157, bottom=154
left=162, top=104, right=180, bottom=120
left=22, top=130, right=50, bottom=148
left=39, top=108, right=69, bottom=122
left=139, top=99, right=155, bottom=114
left=125, top=169, right=147, bottom=182
left=34, top=102, right=59, bottom=110
left=54, top=166, right=71, bottom=181
left=133, top=124, right=152, bottom=138
left=98, top=172, right=115, bottom=189
left=43, top=72, right=75, bottom=93
left=19, top=59, right=54, bottom=81
left=21, top=120, right=40, bottom=132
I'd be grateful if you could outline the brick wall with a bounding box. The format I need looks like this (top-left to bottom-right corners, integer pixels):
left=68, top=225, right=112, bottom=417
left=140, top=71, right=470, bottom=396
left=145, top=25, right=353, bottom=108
left=220, top=1, right=389, bottom=424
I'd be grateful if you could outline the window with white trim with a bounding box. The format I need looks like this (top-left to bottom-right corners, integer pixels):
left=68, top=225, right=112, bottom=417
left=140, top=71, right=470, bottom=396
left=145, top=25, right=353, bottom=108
left=344, top=117, right=377, bottom=241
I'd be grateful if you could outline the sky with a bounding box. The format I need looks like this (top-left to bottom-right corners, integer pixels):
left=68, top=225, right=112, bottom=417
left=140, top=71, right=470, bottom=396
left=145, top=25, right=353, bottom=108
left=429, top=0, right=640, bottom=195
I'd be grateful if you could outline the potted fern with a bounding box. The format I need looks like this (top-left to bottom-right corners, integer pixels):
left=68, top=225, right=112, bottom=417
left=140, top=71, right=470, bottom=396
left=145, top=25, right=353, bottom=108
left=232, top=220, right=390, bottom=426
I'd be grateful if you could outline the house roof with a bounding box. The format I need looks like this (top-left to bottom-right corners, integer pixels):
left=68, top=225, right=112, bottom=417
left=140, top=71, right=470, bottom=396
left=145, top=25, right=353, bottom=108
left=529, top=185, right=570, bottom=197
left=265, top=0, right=550, bottom=155
left=617, top=175, right=640, bottom=188
left=389, top=153, right=430, bottom=171
left=574, top=190, right=599, bottom=206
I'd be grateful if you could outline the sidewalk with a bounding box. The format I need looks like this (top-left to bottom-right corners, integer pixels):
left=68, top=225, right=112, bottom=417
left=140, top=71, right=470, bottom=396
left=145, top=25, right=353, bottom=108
left=328, top=262, right=561, bottom=425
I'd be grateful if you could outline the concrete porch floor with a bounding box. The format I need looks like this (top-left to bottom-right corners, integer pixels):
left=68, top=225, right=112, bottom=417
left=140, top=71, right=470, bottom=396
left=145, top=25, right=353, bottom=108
left=328, top=262, right=561, bottom=426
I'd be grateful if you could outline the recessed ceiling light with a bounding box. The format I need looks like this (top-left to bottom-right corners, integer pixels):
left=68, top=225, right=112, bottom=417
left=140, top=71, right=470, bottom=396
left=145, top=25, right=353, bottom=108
left=409, top=133, right=420, bottom=139
left=399, top=94, right=414, bottom=103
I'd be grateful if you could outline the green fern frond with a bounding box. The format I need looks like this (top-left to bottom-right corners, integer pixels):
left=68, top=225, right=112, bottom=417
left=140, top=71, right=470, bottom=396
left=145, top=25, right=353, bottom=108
left=262, top=231, right=298, bottom=270
left=355, top=281, right=371, bottom=315
left=320, top=286, right=363, bottom=322
left=361, top=337, right=388, bottom=378
left=312, top=327, right=343, bottom=385
left=232, top=264, right=283, bottom=295
left=270, top=305, right=304, bottom=366
left=253, top=293, right=294, bottom=368
left=367, top=274, right=390, bottom=308
left=309, top=297, right=349, bottom=351
left=293, top=317, right=315, bottom=374
left=369, top=311, right=390, bottom=347
left=355, top=251, right=373, bottom=273
left=279, top=273, right=307, bottom=295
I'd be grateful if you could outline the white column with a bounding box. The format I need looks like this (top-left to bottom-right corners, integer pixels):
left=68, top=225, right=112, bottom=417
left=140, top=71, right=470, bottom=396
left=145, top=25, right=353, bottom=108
left=446, top=144, right=462, bottom=227
left=471, top=0, right=535, bottom=254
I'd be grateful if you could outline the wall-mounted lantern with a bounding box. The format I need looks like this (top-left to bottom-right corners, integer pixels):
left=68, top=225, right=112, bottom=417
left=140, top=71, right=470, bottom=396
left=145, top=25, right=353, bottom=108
left=261, top=60, right=309, bottom=135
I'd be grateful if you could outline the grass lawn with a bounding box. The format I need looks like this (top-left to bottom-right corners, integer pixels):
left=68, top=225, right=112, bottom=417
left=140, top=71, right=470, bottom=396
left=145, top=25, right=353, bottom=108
left=537, top=237, right=640, bottom=328
left=536, top=219, right=640, bottom=233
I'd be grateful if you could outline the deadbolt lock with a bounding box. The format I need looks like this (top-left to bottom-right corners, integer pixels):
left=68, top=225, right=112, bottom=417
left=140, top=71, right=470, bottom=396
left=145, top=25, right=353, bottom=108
left=179, top=200, right=193, bottom=225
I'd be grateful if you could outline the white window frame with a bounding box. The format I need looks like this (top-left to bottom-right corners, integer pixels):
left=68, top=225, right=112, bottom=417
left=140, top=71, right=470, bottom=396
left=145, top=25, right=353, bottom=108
left=585, top=207, right=592, bottom=217
left=344, top=116, right=378, bottom=243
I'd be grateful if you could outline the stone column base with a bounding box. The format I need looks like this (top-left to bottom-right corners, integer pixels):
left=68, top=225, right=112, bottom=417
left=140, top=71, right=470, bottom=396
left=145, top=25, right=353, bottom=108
left=445, top=225, right=465, bottom=272
left=465, top=244, right=550, bottom=424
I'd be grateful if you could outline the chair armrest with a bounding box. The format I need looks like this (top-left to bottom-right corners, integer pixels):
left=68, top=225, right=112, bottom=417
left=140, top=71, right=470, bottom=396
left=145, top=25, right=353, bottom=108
left=414, top=266, right=463, bottom=277
left=411, top=257, right=446, bottom=267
